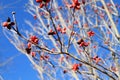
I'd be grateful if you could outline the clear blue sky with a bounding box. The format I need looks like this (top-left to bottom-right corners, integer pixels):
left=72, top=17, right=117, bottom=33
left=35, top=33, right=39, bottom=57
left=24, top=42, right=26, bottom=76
left=0, top=0, right=120, bottom=80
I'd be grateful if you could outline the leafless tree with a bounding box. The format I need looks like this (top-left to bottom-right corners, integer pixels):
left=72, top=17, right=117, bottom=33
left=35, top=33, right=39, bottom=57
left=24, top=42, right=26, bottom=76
left=2, top=0, right=120, bottom=80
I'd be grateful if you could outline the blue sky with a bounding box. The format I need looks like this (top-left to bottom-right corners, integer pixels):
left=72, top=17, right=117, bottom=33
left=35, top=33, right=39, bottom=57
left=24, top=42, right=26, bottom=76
left=0, top=0, right=120, bottom=80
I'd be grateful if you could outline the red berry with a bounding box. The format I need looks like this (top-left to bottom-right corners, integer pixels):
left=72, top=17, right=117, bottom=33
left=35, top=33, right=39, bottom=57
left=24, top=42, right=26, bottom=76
left=36, top=0, right=42, bottom=3
left=48, top=29, right=56, bottom=35
left=27, top=42, right=31, bottom=48
left=61, top=27, right=66, bottom=34
left=2, top=22, right=9, bottom=27
left=39, top=3, right=44, bottom=8
left=31, top=52, right=36, bottom=57
left=72, top=64, right=79, bottom=71
left=57, top=25, right=61, bottom=32
left=63, top=70, right=67, bottom=73
left=46, top=0, right=50, bottom=3
left=30, top=35, right=39, bottom=44
left=33, top=15, right=37, bottom=19
left=87, top=31, right=95, bottom=37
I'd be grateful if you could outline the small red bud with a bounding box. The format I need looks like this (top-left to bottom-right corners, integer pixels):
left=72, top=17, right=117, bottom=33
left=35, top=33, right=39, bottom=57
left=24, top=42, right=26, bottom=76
left=31, top=52, right=36, bottom=57
left=36, top=0, right=42, bottom=3
left=2, top=22, right=9, bottom=27
left=39, top=3, right=44, bottom=8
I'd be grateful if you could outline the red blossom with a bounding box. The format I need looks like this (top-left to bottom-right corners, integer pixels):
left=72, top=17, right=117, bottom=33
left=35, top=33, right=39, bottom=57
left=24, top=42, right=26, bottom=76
left=45, top=0, right=50, bottom=3
left=33, top=15, right=37, bottom=19
left=40, top=55, right=49, bottom=60
left=87, top=31, right=95, bottom=37
left=31, top=52, right=36, bottom=57
left=48, top=29, right=56, bottom=35
left=82, top=42, right=90, bottom=47
left=25, top=48, right=31, bottom=54
left=44, top=55, right=49, bottom=59
left=63, top=70, right=67, bottom=74
left=36, top=0, right=50, bottom=3
left=92, top=56, right=101, bottom=64
left=72, top=64, right=79, bottom=71
left=39, top=3, right=44, bottom=8
left=73, top=20, right=78, bottom=24
left=2, top=22, right=9, bottom=27
left=77, top=39, right=90, bottom=47
left=27, top=42, right=32, bottom=49
left=93, top=45, right=97, bottom=48
left=2, top=17, right=15, bottom=29
left=77, top=39, right=84, bottom=45
left=36, top=0, right=50, bottom=8
left=36, top=0, right=42, bottom=3
left=57, top=25, right=62, bottom=32
left=61, top=27, right=66, bottom=34
left=29, top=35, right=39, bottom=44
left=82, top=0, right=86, bottom=5
left=66, top=0, right=80, bottom=10
left=72, top=63, right=82, bottom=71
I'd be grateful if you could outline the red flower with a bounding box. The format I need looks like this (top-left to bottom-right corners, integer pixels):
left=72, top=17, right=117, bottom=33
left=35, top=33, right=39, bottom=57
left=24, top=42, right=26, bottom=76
left=87, top=31, right=95, bottom=37
left=2, top=22, right=9, bottom=27
left=36, top=0, right=50, bottom=8
left=36, top=0, right=42, bottom=3
left=39, top=3, right=44, bottom=8
left=73, top=20, right=78, bottom=24
left=25, top=48, right=31, bottom=54
left=29, top=35, right=39, bottom=44
left=57, top=25, right=62, bottom=32
left=72, top=63, right=82, bottom=71
left=31, top=52, right=36, bottom=57
left=92, top=56, right=101, bottom=64
left=2, top=22, right=15, bottom=29
left=40, top=55, right=49, bottom=60
left=82, top=0, right=86, bottom=5
left=27, top=42, right=31, bottom=49
left=63, top=70, right=67, bottom=74
left=82, top=42, right=90, bottom=47
left=33, top=15, right=37, bottom=19
left=48, top=29, right=56, bottom=35
left=77, top=39, right=84, bottom=45
left=2, top=17, right=15, bottom=29
left=44, top=55, right=49, bottom=59
left=66, top=0, right=80, bottom=10
left=77, top=39, right=89, bottom=47
left=61, top=27, right=66, bottom=34
left=45, top=0, right=50, bottom=3
left=72, top=64, right=79, bottom=71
